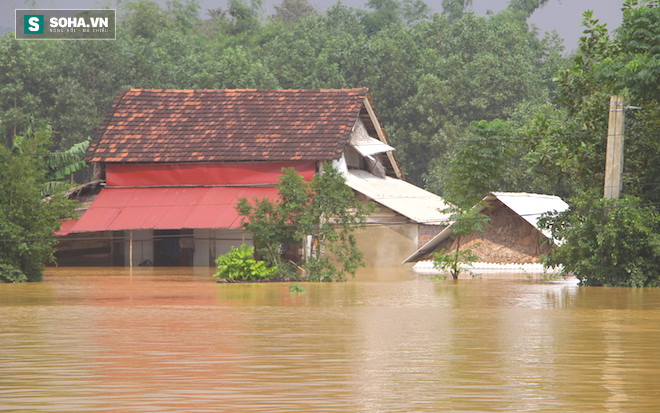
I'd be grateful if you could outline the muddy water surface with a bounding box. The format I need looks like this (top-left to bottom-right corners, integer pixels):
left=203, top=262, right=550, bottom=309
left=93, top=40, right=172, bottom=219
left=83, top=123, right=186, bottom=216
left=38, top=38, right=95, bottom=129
left=1, top=267, right=660, bottom=412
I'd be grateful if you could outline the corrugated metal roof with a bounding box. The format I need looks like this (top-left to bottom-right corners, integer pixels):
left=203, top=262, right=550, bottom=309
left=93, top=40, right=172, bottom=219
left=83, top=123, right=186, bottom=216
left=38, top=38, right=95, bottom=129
left=349, top=118, right=395, bottom=157
left=345, top=170, right=451, bottom=224
left=490, top=192, right=568, bottom=240
left=350, top=136, right=395, bottom=157
left=61, top=187, right=278, bottom=233
left=402, top=192, right=568, bottom=263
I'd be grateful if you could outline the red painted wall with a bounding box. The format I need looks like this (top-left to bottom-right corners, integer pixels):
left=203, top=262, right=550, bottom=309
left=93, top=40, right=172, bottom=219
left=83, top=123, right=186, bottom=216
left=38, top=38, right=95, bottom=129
left=105, top=161, right=316, bottom=187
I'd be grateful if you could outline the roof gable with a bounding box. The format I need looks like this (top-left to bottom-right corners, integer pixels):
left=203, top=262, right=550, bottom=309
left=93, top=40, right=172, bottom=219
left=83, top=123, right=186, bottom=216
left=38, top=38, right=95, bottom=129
left=489, top=192, right=568, bottom=240
left=403, top=192, right=569, bottom=263
left=88, top=88, right=370, bottom=163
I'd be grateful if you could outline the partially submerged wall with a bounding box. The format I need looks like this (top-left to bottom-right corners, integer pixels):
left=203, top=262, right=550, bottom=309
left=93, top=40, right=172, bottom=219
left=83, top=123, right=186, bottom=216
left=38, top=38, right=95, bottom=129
left=355, top=223, right=419, bottom=267
left=434, top=202, right=553, bottom=264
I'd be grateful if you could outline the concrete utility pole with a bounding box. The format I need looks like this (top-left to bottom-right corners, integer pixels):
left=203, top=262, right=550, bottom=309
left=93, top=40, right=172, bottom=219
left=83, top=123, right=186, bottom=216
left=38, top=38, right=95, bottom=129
left=604, top=95, right=625, bottom=199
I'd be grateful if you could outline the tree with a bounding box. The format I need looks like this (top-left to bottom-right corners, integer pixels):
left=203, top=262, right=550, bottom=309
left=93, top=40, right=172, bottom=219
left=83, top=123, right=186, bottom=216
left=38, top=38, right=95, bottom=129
left=0, top=34, right=53, bottom=146
left=502, top=1, right=660, bottom=287
left=237, top=167, right=310, bottom=271
left=507, top=0, right=551, bottom=17
left=432, top=207, right=487, bottom=279
left=121, top=0, right=171, bottom=39
left=272, top=0, right=316, bottom=24
left=541, top=195, right=660, bottom=287
left=0, top=0, right=567, bottom=193
left=0, top=138, right=77, bottom=283
left=10, top=125, right=90, bottom=196
left=237, top=163, right=371, bottom=282
left=441, top=0, right=472, bottom=21
left=433, top=248, right=479, bottom=279
left=227, top=0, right=263, bottom=34
left=428, top=119, right=512, bottom=209
left=511, top=0, right=660, bottom=203
left=306, top=163, right=372, bottom=281
left=394, top=9, right=563, bottom=186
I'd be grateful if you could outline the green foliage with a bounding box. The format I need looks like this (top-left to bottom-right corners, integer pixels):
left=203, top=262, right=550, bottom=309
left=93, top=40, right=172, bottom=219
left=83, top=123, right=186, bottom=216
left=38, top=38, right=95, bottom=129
left=424, top=1, right=658, bottom=206
left=430, top=120, right=512, bottom=209
left=289, top=282, right=305, bottom=292
left=273, top=0, right=316, bottom=24
left=432, top=248, right=479, bottom=279
left=0, top=263, right=28, bottom=283
left=395, top=9, right=560, bottom=185
left=507, top=0, right=551, bottom=17
left=450, top=207, right=489, bottom=238
left=543, top=0, right=660, bottom=203
left=0, top=140, right=77, bottom=282
left=0, top=0, right=566, bottom=191
left=10, top=125, right=89, bottom=196
left=441, top=0, right=472, bottom=20
left=431, top=207, right=485, bottom=279
left=541, top=195, right=660, bottom=287
left=46, top=138, right=90, bottom=181
left=237, top=167, right=311, bottom=270
left=213, top=244, right=276, bottom=281
left=237, top=163, right=371, bottom=282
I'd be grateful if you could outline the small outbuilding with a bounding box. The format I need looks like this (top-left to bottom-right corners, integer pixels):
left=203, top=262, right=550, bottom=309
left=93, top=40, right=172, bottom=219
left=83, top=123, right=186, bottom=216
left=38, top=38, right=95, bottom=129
left=404, top=192, right=569, bottom=271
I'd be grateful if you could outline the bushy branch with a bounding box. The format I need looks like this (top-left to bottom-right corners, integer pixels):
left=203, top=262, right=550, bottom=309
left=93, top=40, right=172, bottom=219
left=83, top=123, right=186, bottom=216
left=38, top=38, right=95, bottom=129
left=236, top=163, right=371, bottom=282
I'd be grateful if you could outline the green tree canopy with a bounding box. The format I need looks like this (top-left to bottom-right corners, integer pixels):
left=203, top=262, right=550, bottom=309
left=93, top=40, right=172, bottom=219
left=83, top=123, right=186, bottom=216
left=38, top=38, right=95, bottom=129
left=237, top=164, right=371, bottom=282
left=541, top=195, right=660, bottom=287
left=0, top=134, right=77, bottom=282
left=0, top=0, right=566, bottom=190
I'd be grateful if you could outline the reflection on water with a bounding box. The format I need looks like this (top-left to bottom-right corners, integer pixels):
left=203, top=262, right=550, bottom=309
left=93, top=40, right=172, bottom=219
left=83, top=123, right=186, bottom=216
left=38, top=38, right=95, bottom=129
left=1, top=267, right=660, bottom=412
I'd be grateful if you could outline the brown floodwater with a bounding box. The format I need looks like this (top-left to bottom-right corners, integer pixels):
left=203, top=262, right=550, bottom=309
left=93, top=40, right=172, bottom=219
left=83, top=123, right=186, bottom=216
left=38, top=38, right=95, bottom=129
left=1, top=267, right=660, bottom=412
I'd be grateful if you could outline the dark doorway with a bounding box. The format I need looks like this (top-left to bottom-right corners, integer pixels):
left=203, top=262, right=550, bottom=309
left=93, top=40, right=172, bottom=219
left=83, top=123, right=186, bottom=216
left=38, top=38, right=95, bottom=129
left=154, top=229, right=193, bottom=266
left=154, top=230, right=180, bottom=266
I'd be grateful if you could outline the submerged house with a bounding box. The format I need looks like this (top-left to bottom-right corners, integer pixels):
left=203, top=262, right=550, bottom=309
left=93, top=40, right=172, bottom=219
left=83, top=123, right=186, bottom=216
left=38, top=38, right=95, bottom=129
left=56, top=88, right=450, bottom=267
left=404, top=192, right=569, bottom=271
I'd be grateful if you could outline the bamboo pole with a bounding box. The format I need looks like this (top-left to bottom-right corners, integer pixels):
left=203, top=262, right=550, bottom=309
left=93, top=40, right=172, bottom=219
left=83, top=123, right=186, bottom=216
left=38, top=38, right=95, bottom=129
left=129, top=230, right=134, bottom=269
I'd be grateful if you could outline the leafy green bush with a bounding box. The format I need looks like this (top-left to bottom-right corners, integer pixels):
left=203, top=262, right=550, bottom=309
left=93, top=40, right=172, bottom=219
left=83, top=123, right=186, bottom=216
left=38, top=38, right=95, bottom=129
left=288, top=283, right=305, bottom=293
left=237, top=164, right=371, bottom=282
left=1, top=136, right=77, bottom=282
left=0, top=263, right=28, bottom=283
left=213, top=244, right=276, bottom=282
left=541, top=195, right=660, bottom=287
left=432, top=248, right=479, bottom=280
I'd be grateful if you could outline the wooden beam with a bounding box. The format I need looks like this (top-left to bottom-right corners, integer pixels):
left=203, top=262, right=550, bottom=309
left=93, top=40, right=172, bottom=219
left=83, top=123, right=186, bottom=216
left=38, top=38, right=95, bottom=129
left=129, top=229, right=134, bottom=269
left=363, top=97, right=403, bottom=180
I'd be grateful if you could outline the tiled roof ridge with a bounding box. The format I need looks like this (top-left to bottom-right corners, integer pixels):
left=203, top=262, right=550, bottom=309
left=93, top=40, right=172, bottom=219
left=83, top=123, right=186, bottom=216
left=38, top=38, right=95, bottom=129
left=124, top=87, right=368, bottom=93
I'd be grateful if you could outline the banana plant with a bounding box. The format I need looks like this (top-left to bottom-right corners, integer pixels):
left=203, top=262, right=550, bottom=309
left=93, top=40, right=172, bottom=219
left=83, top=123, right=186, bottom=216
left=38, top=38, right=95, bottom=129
left=11, top=125, right=90, bottom=197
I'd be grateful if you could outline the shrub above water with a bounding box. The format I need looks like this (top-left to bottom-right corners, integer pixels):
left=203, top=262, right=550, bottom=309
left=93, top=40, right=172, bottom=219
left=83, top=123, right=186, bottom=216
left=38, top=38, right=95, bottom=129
left=541, top=195, right=660, bottom=287
left=213, top=244, right=276, bottom=282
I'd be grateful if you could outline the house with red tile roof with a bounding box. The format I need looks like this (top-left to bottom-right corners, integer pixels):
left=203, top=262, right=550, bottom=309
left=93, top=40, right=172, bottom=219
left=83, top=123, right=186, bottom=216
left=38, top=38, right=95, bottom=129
left=56, top=88, right=450, bottom=267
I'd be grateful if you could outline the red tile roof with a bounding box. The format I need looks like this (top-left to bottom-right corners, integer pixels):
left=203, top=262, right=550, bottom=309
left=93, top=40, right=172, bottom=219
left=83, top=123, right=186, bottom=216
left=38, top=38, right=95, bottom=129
left=88, top=88, right=370, bottom=163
